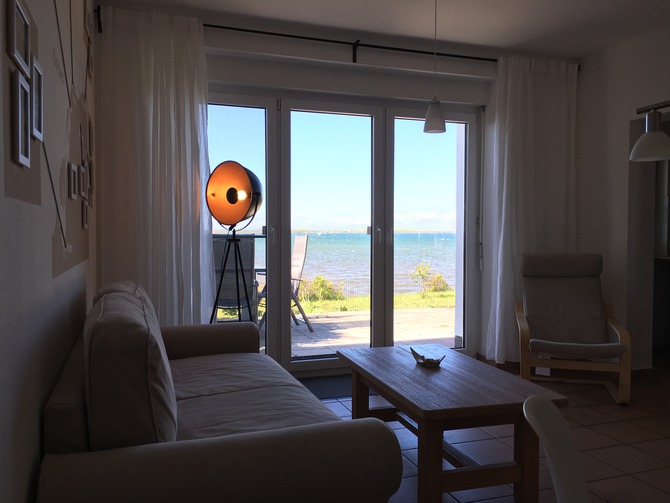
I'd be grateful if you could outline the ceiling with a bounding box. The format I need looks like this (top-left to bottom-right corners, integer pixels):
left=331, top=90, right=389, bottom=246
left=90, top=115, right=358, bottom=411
left=128, top=0, right=670, bottom=58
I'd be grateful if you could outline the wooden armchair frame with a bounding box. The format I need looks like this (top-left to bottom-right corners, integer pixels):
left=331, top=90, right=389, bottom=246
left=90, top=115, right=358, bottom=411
left=517, top=301, right=631, bottom=404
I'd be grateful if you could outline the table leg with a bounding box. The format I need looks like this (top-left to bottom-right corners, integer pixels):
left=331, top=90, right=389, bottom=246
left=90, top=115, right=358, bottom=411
left=514, top=416, right=539, bottom=503
left=417, top=420, right=443, bottom=503
left=350, top=370, right=370, bottom=419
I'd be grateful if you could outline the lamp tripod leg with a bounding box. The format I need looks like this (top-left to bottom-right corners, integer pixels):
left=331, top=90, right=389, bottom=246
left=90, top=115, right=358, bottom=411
left=232, top=234, right=253, bottom=322
left=210, top=237, right=234, bottom=324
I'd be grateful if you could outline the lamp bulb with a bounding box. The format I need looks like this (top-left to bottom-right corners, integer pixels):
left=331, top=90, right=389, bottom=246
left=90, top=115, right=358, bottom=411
left=226, top=187, right=239, bottom=204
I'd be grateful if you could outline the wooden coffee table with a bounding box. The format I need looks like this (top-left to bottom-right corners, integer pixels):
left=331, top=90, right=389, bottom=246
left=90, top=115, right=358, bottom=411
left=337, top=345, right=568, bottom=503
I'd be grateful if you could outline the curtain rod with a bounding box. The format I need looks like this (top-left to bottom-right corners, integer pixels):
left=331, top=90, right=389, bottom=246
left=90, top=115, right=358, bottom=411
left=203, top=23, right=498, bottom=64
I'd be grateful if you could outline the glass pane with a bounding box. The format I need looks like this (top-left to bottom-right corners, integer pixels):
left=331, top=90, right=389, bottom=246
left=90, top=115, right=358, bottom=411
left=290, top=110, right=372, bottom=360
left=393, top=118, right=464, bottom=348
left=207, top=104, right=268, bottom=351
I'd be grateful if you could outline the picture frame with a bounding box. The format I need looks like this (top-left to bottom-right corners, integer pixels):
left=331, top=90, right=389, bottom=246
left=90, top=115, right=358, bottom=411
left=31, top=55, right=44, bottom=141
left=84, top=159, right=94, bottom=203
left=82, top=200, right=89, bottom=229
left=79, top=164, right=87, bottom=199
left=68, top=162, right=78, bottom=200
left=13, top=70, right=30, bottom=168
left=8, top=0, right=31, bottom=77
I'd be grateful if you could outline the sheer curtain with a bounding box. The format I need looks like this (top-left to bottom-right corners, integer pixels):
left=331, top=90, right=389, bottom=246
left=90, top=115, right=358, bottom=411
left=96, top=7, right=214, bottom=325
left=482, top=56, right=578, bottom=363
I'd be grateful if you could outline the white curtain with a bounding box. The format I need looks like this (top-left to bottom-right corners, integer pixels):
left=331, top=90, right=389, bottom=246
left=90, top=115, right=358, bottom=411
left=483, top=56, right=578, bottom=363
left=96, top=7, right=214, bottom=325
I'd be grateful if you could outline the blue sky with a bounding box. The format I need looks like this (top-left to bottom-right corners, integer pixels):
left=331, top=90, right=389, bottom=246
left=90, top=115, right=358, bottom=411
left=207, top=104, right=460, bottom=233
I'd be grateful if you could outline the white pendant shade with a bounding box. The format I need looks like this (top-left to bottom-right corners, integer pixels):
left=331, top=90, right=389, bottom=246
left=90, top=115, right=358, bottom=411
left=629, top=131, right=670, bottom=162
left=424, top=97, right=446, bottom=134
left=630, top=109, right=670, bottom=162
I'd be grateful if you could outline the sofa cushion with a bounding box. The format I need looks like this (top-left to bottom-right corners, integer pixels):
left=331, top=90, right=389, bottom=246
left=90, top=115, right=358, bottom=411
left=171, top=353, right=339, bottom=440
left=83, top=291, right=177, bottom=450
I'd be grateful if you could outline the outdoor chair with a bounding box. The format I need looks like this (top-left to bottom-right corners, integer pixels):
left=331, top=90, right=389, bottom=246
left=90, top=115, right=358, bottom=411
left=258, top=234, right=314, bottom=332
left=516, top=253, right=631, bottom=404
left=290, top=234, right=314, bottom=332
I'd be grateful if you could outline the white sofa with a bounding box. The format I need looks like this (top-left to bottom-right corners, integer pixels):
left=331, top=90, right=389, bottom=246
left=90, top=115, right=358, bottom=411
left=38, top=281, right=402, bottom=502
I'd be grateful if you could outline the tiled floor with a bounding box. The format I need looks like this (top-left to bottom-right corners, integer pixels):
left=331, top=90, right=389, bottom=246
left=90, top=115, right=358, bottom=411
left=321, top=352, right=670, bottom=502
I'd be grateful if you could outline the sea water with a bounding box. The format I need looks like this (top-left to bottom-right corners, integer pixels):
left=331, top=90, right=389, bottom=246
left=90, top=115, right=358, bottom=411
left=255, top=232, right=457, bottom=297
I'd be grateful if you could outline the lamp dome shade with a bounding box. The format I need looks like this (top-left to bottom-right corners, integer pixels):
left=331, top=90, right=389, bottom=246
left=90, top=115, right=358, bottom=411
left=424, top=97, right=446, bottom=133
left=206, top=161, right=263, bottom=227
left=629, top=131, right=670, bottom=162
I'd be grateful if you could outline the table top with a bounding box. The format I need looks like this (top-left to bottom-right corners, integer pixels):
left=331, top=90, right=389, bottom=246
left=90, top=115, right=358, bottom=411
left=338, top=344, right=568, bottom=421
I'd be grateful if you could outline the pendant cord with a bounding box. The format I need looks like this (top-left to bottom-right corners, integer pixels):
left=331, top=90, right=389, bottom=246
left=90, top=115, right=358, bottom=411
left=433, top=0, right=438, bottom=97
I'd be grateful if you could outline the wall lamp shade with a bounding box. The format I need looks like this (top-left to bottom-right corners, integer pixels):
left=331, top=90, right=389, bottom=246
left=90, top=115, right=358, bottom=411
left=630, top=108, right=670, bottom=162
left=424, top=97, right=446, bottom=133
left=206, top=161, right=263, bottom=228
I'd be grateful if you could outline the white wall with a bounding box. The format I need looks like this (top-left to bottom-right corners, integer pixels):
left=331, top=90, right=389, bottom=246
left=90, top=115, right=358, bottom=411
left=0, top=0, right=94, bottom=500
left=577, top=26, right=670, bottom=369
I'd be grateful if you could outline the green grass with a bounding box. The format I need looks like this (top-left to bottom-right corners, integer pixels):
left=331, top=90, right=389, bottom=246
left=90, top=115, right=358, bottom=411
left=216, top=290, right=455, bottom=320
left=300, top=289, right=455, bottom=314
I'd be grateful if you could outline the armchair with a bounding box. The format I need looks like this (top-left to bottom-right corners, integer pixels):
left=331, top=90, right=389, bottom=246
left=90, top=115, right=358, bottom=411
left=516, top=253, right=631, bottom=404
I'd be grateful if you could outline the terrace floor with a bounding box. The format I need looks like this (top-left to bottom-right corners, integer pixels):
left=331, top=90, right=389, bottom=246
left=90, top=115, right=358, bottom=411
left=289, top=307, right=457, bottom=358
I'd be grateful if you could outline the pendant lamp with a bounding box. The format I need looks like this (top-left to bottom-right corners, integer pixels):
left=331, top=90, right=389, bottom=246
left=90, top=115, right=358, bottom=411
left=424, top=0, right=445, bottom=134
left=630, top=104, right=670, bottom=162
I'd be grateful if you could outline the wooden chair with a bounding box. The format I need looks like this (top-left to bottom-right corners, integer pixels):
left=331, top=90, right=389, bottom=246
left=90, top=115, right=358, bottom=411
left=516, top=253, right=631, bottom=404
left=523, top=395, right=590, bottom=503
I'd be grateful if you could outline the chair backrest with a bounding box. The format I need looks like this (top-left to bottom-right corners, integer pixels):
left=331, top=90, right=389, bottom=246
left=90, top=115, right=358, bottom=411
left=291, top=235, right=308, bottom=292
left=213, top=234, right=256, bottom=316
left=523, top=395, right=590, bottom=503
left=521, top=253, right=608, bottom=344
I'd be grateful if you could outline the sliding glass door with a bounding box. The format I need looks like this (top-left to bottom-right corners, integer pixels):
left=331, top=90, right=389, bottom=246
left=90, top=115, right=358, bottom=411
left=288, top=109, right=373, bottom=360
left=392, top=117, right=466, bottom=349
left=208, top=93, right=478, bottom=371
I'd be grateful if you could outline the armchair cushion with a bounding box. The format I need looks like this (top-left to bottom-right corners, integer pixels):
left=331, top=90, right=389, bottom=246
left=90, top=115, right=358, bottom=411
left=528, top=340, right=626, bottom=359
left=522, top=253, right=608, bottom=345
left=83, top=290, right=177, bottom=450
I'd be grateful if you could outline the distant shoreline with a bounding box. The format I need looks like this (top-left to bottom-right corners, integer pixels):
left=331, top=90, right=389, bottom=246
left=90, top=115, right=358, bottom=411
left=229, top=229, right=457, bottom=235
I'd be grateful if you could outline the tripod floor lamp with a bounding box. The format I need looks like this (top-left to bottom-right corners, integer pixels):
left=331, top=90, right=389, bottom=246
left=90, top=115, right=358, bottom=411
left=206, top=160, right=263, bottom=324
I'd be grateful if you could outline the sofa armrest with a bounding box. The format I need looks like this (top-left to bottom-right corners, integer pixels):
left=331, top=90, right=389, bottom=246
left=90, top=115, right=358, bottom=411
left=161, top=321, right=260, bottom=360
left=38, top=418, right=402, bottom=503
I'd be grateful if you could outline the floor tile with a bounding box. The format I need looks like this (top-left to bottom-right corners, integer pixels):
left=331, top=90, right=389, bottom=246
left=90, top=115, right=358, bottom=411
left=586, top=444, right=669, bottom=474
left=590, top=402, right=657, bottom=420
left=589, top=475, right=670, bottom=503
left=447, top=484, right=514, bottom=503
left=321, top=400, right=351, bottom=417
left=631, top=415, right=670, bottom=436
left=560, top=406, right=620, bottom=426
left=443, top=427, right=493, bottom=444
left=450, top=438, right=514, bottom=465
left=634, top=466, right=670, bottom=494
left=570, top=426, right=620, bottom=451
left=580, top=452, right=625, bottom=481
left=589, top=420, right=663, bottom=444
left=632, top=438, right=670, bottom=462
